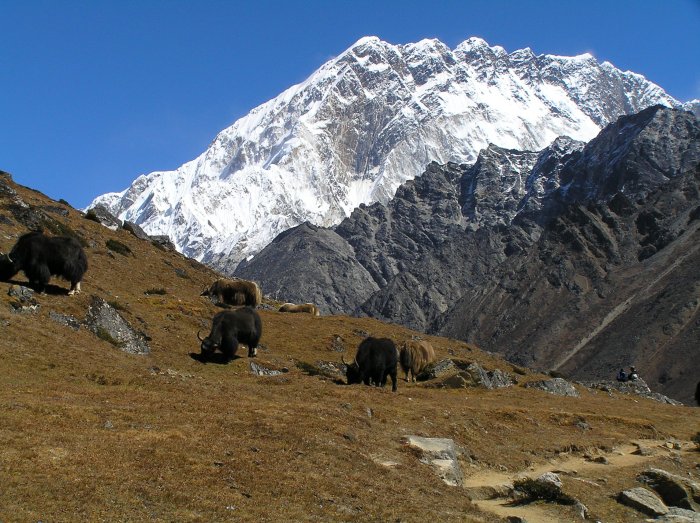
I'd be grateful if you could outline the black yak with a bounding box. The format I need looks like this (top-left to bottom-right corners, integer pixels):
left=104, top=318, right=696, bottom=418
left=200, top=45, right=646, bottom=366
left=0, top=231, right=87, bottom=295
left=278, top=302, right=320, bottom=316
left=197, top=307, right=262, bottom=362
left=342, top=337, right=398, bottom=392
left=399, top=339, right=435, bottom=382
left=201, top=278, right=262, bottom=308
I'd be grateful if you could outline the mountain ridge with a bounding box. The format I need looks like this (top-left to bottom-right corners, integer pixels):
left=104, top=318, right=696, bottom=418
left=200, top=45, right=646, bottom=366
left=90, top=36, right=679, bottom=272
left=235, top=106, right=700, bottom=404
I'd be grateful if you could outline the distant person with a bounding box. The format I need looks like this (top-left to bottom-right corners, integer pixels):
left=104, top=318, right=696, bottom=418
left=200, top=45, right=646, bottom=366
left=628, top=366, right=639, bottom=381
left=616, top=368, right=627, bottom=382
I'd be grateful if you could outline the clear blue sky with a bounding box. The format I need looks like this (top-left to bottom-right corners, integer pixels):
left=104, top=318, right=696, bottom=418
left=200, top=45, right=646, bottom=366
left=2, top=0, right=699, bottom=208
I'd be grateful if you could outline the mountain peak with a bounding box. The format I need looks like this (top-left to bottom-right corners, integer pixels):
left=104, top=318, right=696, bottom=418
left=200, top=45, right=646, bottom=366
left=90, top=36, right=680, bottom=273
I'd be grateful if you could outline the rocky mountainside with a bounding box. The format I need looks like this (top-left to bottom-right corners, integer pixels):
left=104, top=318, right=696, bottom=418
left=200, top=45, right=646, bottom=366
left=2, top=169, right=699, bottom=523
left=236, top=106, right=700, bottom=404
left=90, top=36, right=679, bottom=273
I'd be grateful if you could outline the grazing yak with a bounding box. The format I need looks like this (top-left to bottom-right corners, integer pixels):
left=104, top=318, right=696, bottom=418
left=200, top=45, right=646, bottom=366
left=0, top=231, right=87, bottom=295
left=342, top=337, right=398, bottom=392
left=197, top=307, right=262, bottom=362
left=278, top=302, right=320, bottom=316
left=201, top=277, right=261, bottom=308
left=399, top=339, right=436, bottom=382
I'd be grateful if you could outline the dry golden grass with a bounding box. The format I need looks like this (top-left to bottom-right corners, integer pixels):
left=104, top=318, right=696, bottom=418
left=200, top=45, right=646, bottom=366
left=1, top=177, right=699, bottom=522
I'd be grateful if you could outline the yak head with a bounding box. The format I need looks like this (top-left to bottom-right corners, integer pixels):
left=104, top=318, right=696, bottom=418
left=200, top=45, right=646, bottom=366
left=0, top=252, right=18, bottom=281
left=197, top=330, right=219, bottom=355
left=341, top=355, right=361, bottom=385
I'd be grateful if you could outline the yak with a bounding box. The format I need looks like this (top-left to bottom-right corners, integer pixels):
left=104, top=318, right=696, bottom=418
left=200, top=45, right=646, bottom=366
left=201, top=278, right=262, bottom=308
left=197, top=307, right=262, bottom=362
left=0, top=231, right=87, bottom=295
left=278, top=302, right=320, bottom=316
left=342, top=337, right=398, bottom=392
left=399, top=339, right=436, bottom=382
left=696, top=381, right=700, bottom=406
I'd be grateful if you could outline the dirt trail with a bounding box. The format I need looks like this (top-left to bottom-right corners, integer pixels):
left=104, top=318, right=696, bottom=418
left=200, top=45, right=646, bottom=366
left=463, top=440, right=693, bottom=523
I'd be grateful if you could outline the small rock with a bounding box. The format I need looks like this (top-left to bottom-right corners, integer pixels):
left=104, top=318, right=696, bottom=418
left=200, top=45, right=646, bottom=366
left=249, top=362, right=283, bottom=376
left=104, top=420, right=114, bottom=430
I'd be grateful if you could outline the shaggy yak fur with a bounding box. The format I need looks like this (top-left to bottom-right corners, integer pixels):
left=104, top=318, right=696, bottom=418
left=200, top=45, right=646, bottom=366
left=0, top=231, right=87, bottom=294
left=198, top=307, right=262, bottom=362
left=399, top=339, right=436, bottom=382
left=343, top=337, right=398, bottom=392
left=278, top=302, right=320, bottom=316
left=201, top=278, right=262, bottom=308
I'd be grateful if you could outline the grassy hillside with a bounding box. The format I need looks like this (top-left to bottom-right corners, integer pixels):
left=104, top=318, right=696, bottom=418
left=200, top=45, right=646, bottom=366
left=1, top=173, right=698, bottom=522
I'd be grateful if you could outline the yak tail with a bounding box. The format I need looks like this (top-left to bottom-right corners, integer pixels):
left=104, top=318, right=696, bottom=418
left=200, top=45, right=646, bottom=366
left=254, top=282, right=262, bottom=307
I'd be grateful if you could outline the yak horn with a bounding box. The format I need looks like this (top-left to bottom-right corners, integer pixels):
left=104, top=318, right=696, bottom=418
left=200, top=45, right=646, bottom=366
left=197, top=330, right=205, bottom=342
left=341, top=355, right=347, bottom=365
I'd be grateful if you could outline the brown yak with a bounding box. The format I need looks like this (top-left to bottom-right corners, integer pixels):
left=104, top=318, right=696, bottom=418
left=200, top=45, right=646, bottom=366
left=278, top=302, right=320, bottom=316
left=201, top=278, right=262, bottom=308
left=399, top=339, right=435, bottom=382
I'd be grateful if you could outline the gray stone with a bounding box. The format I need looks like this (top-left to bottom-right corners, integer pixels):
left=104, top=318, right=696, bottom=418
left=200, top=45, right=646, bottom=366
left=618, top=487, right=670, bottom=517
left=83, top=296, right=150, bottom=355
left=123, top=221, right=150, bottom=241
left=402, top=435, right=463, bottom=487
left=639, top=468, right=700, bottom=511
left=582, top=379, right=682, bottom=405
left=535, top=472, right=563, bottom=490
left=461, top=362, right=515, bottom=389
left=49, top=311, right=81, bottom=330
left=249, top=362, right=283, bottom=376
left=422, top=359, right=460, bottom=380
left=525, top=378, right=580, bottom=397
left=8, top=285, right=34, bottom=301
left=150, top=235, right=176, bottom=251
left=85, top=204, right=121, bottom=230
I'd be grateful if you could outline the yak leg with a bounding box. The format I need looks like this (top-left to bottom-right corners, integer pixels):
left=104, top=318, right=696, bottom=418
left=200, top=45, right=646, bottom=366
left=390, top=368, right=398, bottom=392
left=26, top=264, right=51, bottom=293
left=221, top=334, right=239, bottom=362
left=374, top=369, right=386, bottom=388
left=68, top=281, right=82, bottom=295
left=247, top=344, right=257, bottom=358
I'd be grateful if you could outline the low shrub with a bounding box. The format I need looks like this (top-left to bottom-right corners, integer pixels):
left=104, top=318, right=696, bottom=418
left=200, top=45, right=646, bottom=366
left=106, top=239, right=132, bottom=256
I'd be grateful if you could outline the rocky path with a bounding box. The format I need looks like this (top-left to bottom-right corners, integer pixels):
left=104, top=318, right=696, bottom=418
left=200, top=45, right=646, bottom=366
left=462, top=439, right=696, bottom=522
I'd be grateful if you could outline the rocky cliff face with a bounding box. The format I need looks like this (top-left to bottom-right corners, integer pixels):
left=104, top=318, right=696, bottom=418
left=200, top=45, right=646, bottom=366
left=90, top=36, right=678, bottom=273
left=236, top=106, right=700, bottom=403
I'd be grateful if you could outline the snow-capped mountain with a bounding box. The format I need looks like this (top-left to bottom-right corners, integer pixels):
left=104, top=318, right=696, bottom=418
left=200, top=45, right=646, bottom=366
left=90, top=36, right=679, bottom=272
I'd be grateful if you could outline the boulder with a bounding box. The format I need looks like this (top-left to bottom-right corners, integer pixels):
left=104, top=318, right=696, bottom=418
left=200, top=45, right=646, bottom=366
left=150, top=235, right=176, bottom=251
left=123, top=221, right=150, bottom=241
left=85, top=204, right=121, bottom=231
left=639, top=468, right=700, bottom=511
left=83, top=296, right=150, bottom=355
left=402, top=436, right=463, bottom=487
left=618, top=487, right=669, bottom=517
left=525, top=377, right=580, bottom=397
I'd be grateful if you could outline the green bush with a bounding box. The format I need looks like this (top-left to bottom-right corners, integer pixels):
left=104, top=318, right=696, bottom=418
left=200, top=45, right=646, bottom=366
left=144, top=288, right=167, bottom=296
